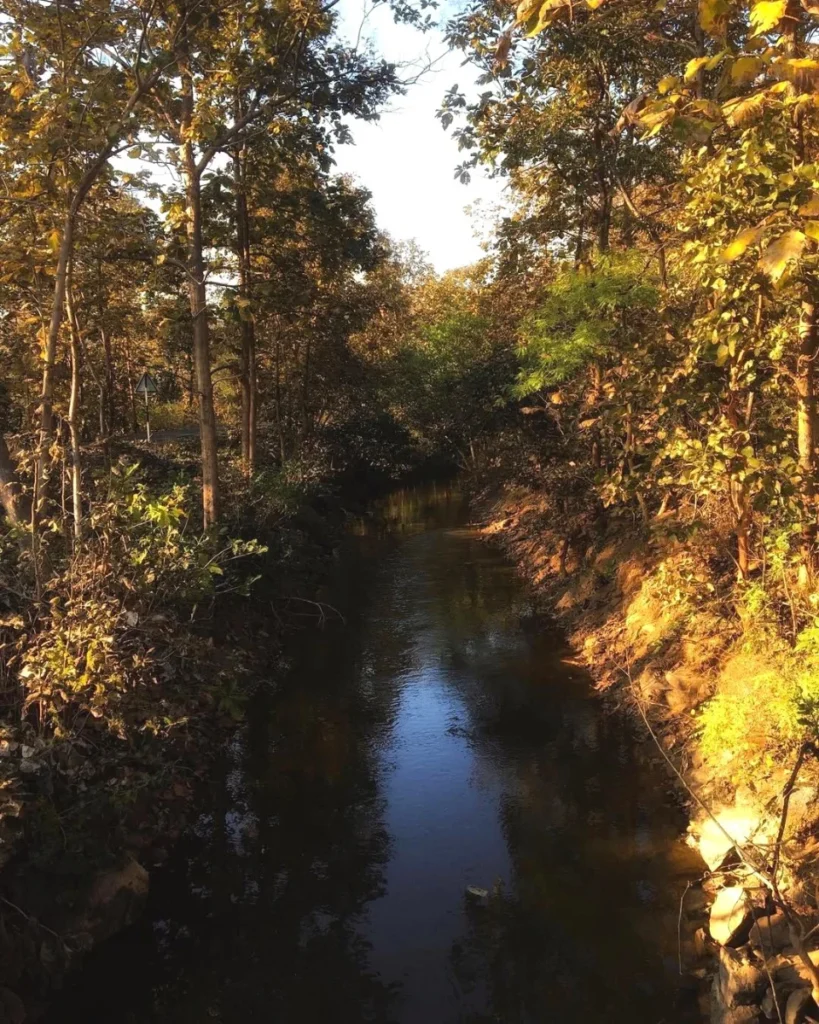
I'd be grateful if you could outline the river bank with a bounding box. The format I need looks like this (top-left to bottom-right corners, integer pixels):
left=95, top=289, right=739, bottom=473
left=475, top=481, right=819, bottom=1023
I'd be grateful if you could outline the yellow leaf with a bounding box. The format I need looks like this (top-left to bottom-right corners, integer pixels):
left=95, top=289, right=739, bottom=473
left=730, top=56, right=763, bottom=83
left=750, top=0, right=787, bottom=34
left=758, top=230, right=806, bottom=282
left=658, top=75, right=679, bottom=94
left=722, top=226, right=763, bottom=261
left=723, top=90, right=767, bottom=126
left=685, top=56, right=711, bottom=81
left=586, top=0, right=606, bottom=9
left=699, top=0, right=730, bottom=35
left=771, top=57, right=819, bottom=87
left=800, top=196, right=819, bottom=216
left=689, top=98, right=724, bottom=118
left=47, top=229, right=61, bottom=253
left=781, top=58, right=819, bottom=70
left=515, top=0, right=541, bottom=23
left=525, top=0, right=570, bottom=34
left=638, top=104, right=675, bottom=137
left=805, top=221, right=819, bottom=242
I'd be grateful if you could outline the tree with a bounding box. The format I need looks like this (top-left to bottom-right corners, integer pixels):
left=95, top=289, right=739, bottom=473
left=0, top=1, right=176, bottom=521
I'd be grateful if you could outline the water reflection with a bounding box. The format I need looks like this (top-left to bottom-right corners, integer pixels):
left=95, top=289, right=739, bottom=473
left=52, top=484, right=702, bottom=1023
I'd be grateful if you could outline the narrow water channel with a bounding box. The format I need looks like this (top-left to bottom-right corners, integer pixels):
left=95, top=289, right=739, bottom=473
left=55, top=484, right=703, bottom=1023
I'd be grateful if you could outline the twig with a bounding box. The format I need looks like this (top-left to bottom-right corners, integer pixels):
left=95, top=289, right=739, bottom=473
left=678, top=880, right=692, bottom=975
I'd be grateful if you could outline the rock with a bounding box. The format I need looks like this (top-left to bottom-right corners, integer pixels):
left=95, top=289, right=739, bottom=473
left=694, top=926, right=710, bottom=958
left=722, top=1008, right=762, bottom=1024
left=711, top=887, right=754, bottom=946
left=750, top=911, right=791, bottom=954
left=711, top=975, right=763, bottom=1024
left=465, top=886, right=489, bottom=907
left=693, top=807, right=771, bottom=872
left=664, top=666, right=711, bottom=714
left=82, top=857, right=149, bottom=942
left=685, top=887, right=710, bottom=917
left=0, top=988, right=25, bottom=1024
left=716, top=945, right=766, bottom=1011
left=785, top=988, right=814, bottom=1024
left=761, top=987, right=781, bottom=1020
left=773, top=949, right=819, bottom=990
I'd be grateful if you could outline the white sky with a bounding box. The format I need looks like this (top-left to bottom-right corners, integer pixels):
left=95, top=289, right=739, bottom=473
left=332, top=1, right=507, bottom=273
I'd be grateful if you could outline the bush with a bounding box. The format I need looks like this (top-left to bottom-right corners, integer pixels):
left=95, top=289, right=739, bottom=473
left=6, top=461, right=265, bottom=742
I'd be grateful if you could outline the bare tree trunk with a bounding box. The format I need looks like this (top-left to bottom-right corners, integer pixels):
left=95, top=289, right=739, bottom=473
left=183, top=152, right=220, bottom=528
left=593, top=125, right=611, bottom=254
left=275, top=330, right=285, bottom=463
left=65, top=276, right=84, bottom=542
left=35, top=214, right=74, bottom=517
left=233, top=139, right=256, bottom=477
left=124, top=335, right=138, bottom=435
left=797, top=284, right=819, bottom=576
left=101, top=327, right=115, bottom=436
left=301, top=336, right=311, bottom=440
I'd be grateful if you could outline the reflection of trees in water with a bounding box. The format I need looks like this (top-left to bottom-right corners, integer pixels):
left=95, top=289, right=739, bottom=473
left=56, top=486, right=702, bottom=1023
left=57, top=531, right=418, bottom=1024
left=405, top=529, right=704, bottom=1022
left=443, top=662, right=703, bottom=1022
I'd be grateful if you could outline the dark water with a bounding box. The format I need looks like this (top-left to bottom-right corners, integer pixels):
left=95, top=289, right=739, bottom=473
left=52, top=484, right=703, bottom=1023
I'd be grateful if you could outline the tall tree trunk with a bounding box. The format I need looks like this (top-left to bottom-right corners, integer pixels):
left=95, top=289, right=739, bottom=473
left=233, top=140, right=256, bottom=478
left=275, top=330, right=285, bottom=463
left=301, top=336, right=311, bottom=440
left=124, top=335, right=138, bottom=434
left=101, top=327, right=115, bottom=435
left=35, top=213, right=74, bottom=517
left=797, top=284, right=819, bottom=575
left=64, top=280, right=84, bottom=543
left=184, top=155, right=220, bottom=528
left=593, top=125, right=611, bottom=254
left=178, top=19, right=219, bottom=529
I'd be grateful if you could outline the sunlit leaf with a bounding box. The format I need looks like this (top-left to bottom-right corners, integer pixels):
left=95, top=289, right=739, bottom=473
left=758, top=230, right=806, bottom=282
left=722, top=226, right=764, bottom=261
left=685, top=56, right=711, bottom=81
left=750, top=0, right=788, bottom=34
left=730, top=56, right=764, bottom=83
left=698, top=0, right=731, bottom=35
left=723, top=90, right=767, bottom=126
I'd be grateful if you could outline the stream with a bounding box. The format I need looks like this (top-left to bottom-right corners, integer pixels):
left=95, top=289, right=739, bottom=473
left=54, top=483, right=704, bottom=1023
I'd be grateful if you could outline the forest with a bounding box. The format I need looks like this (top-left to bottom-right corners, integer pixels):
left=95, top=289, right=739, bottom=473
left=4, top=0, right=819, bottom=1019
